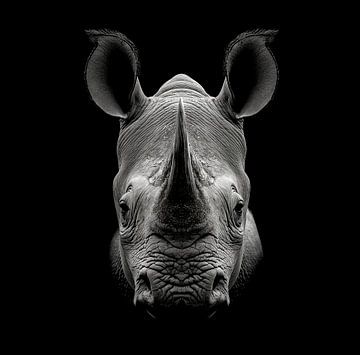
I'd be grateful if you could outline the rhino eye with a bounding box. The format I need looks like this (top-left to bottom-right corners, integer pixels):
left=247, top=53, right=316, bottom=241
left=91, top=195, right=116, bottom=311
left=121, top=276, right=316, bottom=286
left=233, top=201, right=244, bottom=227
left=119, top=200, right=130, bottom=227
left=234, top=202, right=243, bottom=214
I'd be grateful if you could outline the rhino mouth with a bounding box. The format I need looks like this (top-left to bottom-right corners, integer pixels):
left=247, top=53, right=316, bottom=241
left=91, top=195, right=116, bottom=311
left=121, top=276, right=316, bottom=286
left=134, top=267, right=230, bottom=320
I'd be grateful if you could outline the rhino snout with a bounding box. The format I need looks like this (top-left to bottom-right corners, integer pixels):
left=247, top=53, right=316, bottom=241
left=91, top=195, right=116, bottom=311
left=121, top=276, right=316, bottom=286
left=134, top=267, right=229, bottom=319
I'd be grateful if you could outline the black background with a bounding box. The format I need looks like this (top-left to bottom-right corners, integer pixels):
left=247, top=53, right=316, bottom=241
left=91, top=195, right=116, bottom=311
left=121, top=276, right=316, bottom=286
left=27, top=6, right=331, bottom=345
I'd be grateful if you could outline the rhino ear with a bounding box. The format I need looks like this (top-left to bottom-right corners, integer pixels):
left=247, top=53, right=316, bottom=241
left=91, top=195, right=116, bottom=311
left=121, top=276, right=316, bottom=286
left=217, top=30, right=278, bottom=119
left=85, top=30, right=147, bottom=119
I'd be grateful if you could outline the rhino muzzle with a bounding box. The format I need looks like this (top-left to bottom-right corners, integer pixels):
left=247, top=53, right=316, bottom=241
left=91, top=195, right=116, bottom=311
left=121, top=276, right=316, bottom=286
left=134, top=261, right=230, bottom=319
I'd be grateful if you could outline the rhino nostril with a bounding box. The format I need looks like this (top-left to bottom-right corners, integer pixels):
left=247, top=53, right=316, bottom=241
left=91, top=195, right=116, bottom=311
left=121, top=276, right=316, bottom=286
left=209, top=270, right=229, bottom=309
left=212, top=270, right=226, bottom=291
left=139, top=271, right=151, bottom=291
left=134, top=270, right=154, bottom=308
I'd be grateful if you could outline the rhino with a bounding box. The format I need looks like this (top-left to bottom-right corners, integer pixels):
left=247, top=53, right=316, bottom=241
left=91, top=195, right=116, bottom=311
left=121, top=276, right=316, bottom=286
left=85, top=29, right=278, bottom=319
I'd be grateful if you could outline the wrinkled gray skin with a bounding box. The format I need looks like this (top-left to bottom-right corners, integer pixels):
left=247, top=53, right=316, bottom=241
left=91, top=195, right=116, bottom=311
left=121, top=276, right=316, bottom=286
left=85, top=29, right=278, bottom=319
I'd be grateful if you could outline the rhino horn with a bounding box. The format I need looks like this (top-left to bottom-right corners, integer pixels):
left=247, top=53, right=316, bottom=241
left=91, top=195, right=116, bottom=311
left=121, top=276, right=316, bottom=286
left=163, top=98, right=197, bottom=201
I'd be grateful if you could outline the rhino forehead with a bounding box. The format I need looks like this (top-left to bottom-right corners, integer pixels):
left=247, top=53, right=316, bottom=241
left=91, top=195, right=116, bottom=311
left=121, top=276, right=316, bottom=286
left=154, top=74, right=210, bottom=97
left=118, top=95, right=246, bottom=176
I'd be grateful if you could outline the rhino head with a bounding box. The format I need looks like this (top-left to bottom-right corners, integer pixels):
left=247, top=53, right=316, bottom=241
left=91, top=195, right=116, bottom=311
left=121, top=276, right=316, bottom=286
left=85, top=29, right=278, bottom=319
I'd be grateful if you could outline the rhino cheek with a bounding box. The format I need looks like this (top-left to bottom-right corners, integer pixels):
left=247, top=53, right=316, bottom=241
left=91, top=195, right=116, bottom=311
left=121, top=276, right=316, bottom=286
left=214, top=235, right=243, bottom=289
left=118, top=240, right=135, bottom=289
left=115, top=227, right=148, bottom=291
left=211, top=208, right=245, bottom=289
left=229, top=246, right=244, bottom=288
